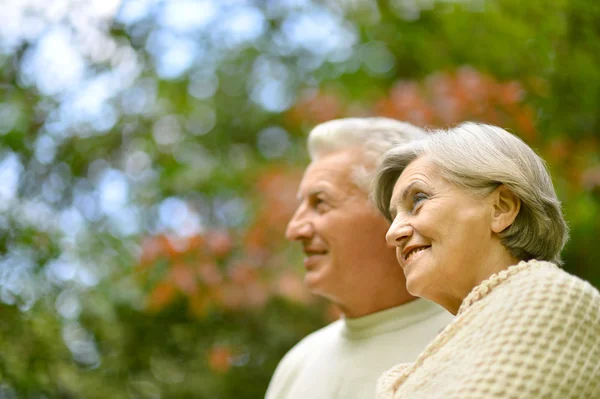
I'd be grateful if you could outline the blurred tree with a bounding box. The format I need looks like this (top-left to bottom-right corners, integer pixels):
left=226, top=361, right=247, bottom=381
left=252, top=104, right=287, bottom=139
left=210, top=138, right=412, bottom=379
left=0, top=0, right=598, bottom=397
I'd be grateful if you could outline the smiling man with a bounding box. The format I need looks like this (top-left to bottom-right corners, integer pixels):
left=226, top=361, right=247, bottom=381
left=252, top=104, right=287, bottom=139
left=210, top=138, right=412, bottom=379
left=265, top=118, right=453, bottom=399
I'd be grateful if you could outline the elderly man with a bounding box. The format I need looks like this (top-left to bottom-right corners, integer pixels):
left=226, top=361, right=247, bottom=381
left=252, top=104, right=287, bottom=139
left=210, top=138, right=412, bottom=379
left=265, top=118, right=453, bottom=399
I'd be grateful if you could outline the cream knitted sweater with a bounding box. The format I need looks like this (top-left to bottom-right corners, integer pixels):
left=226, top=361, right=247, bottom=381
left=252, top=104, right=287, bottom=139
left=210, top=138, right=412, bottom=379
left=377, top=260, right=600, bottom=399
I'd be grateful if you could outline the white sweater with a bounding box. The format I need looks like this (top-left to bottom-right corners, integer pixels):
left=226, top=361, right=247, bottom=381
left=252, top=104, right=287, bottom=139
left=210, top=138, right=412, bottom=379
left=377, top=260, right=600, bottom=399
left=265, top=298, right=453, bottom=399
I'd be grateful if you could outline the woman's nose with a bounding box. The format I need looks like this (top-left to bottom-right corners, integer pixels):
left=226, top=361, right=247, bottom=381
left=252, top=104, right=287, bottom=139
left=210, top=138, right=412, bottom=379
left=386, top=217, right=413, bottom=247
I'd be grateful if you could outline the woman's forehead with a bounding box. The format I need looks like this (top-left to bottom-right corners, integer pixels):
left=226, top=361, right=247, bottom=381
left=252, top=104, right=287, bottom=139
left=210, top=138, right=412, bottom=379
left=393, top=157, right=439, bottom=191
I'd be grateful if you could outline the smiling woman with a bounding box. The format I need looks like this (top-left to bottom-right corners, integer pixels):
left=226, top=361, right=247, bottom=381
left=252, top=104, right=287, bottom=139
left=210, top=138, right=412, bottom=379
left=383, top=155, right=506, bottom=312
left=372, top=123, right=600, bottom=399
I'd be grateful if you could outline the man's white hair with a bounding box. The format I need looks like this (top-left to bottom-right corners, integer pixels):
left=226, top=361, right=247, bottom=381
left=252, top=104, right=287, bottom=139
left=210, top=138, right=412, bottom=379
left=307, top=117, right=426, bottom=193
left=373, top=122, right=569, bottom=265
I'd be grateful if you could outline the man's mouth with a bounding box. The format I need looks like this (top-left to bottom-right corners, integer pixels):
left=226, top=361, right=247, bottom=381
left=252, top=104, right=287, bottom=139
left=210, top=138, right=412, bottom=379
left=303, top=250, right=328, bottom=267
left=305, top=250, right=328, bottom=256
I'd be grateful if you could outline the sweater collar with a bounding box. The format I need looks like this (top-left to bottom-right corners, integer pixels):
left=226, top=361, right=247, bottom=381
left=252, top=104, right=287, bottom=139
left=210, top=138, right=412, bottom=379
left=341, top=298, right=446, bottom=339
left=457, top=259, right=556, bottom=315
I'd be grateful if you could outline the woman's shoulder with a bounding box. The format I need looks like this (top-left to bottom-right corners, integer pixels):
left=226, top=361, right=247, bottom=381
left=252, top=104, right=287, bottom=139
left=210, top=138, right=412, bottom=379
left=484, top=261, right=600, bottom=395
left=504, top=260, right=600, bottom=305
left=460, top=259, right=600, bottom=329
left=376, top=363, right=412, bottom=399
left=484, top=260, right=600, bottom=336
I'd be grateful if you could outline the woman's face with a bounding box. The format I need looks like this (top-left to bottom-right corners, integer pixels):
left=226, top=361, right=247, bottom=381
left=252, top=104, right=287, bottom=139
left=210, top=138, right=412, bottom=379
left=386, top=156, right=497, bottom=312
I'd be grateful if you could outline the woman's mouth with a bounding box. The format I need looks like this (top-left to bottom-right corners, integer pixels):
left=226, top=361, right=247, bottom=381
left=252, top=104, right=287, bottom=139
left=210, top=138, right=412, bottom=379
left=403, top=246, right=431, bottom=264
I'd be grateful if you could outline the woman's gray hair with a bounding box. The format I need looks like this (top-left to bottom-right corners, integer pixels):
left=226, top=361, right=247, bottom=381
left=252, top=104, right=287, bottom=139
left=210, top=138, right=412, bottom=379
left=372, top=122, right=569, bottom=265
left=308, top=117, right=426, bottom=193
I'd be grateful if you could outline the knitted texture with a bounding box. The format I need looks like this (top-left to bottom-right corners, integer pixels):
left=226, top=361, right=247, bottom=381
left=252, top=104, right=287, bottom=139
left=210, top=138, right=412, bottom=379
left=377, top=260, right=600, bottom=399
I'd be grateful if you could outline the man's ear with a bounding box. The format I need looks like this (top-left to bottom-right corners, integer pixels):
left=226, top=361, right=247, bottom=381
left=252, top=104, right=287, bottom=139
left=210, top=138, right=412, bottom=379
left=491, top=185, right=521, bottom=234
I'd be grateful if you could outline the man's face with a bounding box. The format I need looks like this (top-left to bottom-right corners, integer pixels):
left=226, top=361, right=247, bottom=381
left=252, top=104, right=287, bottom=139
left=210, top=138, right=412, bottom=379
left=285, top=149, right=395, bottom=303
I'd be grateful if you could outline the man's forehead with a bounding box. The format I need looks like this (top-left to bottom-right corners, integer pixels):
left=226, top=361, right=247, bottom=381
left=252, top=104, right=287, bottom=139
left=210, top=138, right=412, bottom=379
left=296, top=151, right=358, bottom=198
left=296, top=168, right=346, bottom=199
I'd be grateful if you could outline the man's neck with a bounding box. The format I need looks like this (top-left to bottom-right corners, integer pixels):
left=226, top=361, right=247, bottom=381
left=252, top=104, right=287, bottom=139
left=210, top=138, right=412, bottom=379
left=338, top=292, right=418, bottom=319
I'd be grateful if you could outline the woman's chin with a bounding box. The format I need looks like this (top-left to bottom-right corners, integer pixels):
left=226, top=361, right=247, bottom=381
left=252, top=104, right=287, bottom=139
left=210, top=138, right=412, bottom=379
left=405, top=275, right=425, bottom=298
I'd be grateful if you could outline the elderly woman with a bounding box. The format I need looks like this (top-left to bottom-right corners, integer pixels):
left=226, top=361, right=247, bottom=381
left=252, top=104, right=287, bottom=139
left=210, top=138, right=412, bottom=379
left=372, top=123, right=600, bottom=399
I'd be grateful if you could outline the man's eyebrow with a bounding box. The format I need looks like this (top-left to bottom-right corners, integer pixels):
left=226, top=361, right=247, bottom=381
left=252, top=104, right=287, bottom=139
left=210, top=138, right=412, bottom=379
left=296, top=189, right=324, bottom=201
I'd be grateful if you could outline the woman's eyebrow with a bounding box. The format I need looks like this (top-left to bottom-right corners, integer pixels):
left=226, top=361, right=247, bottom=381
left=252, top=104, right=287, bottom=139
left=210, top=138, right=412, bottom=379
left=401, top=181, right=420, bottom=202
left=388, top=181, right=423, bottom=215
left=387, top=182, right=412, bottom=215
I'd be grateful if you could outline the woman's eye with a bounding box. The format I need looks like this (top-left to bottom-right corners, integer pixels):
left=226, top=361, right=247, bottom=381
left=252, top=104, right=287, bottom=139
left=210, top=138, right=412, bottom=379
left=411, top=192, right=428, bottom=211
left=414, top=192, right=427, bottom=203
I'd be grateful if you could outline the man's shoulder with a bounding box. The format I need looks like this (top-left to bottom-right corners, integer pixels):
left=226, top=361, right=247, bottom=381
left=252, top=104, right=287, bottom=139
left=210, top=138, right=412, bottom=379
left=280, top=318, right=344, bottom=362
left=265, top=319, right=344, bottom=399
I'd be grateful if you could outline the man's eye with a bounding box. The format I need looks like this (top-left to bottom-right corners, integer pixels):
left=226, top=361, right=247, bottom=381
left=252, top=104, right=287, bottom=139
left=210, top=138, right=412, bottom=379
left=314, top=198, right=328, bottom=211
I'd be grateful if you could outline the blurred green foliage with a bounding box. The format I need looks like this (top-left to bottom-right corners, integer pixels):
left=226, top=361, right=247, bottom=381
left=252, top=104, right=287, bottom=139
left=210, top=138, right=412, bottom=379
left=0, top=0, right=599, bottom=397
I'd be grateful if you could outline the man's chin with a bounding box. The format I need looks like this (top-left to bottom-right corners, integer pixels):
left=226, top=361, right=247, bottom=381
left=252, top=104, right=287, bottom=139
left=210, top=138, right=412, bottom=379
left=303, top=278, right=338, bottom=305
left=303, top=254, right=327, bottom=269
left=303, top=269, right=327, bottom=293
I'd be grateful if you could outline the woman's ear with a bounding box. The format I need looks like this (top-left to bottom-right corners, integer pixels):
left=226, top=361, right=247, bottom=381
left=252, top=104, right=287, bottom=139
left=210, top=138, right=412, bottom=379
left=491, top=185, right=521, bottom=234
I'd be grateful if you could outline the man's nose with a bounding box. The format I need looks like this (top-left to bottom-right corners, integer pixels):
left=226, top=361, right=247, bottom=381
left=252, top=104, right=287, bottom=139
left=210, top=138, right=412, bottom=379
left=285, top=206, right=313, bottom=241
left=386, top=217, right=413, bottom=247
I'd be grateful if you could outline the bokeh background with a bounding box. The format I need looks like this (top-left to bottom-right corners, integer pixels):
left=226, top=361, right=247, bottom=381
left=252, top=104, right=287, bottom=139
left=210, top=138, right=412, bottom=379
left=1, top=0, right=599, bottom=397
